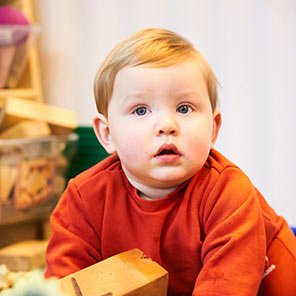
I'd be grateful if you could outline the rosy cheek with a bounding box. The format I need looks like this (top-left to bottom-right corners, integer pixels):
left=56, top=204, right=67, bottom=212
left=116, top=134, right=144, bottom=161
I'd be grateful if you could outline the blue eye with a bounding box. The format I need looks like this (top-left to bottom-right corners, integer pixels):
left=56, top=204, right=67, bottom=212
left=177, top=104, right=191, bottom=114
left=134, top=106, right=147, bottom=116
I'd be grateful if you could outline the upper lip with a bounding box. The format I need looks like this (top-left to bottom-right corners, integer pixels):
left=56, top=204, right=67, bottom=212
left=155, top=143, right=181, bottom=157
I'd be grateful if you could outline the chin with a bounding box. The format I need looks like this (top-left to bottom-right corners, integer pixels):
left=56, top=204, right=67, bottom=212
left=153, top=168, right=197, bottom=184
left=151, top=175, right=190, bottom=188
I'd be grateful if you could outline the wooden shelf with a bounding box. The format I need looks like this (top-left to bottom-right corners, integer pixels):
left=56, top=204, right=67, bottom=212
left=0, top=0, right=48, bottom=247
left=0, top=0, right=43, bottom=101
left=0, top=201, right=54, bottom=248
left=0, top=201, right=55, bottom=227
left=0, top=89, right=38, bottom=100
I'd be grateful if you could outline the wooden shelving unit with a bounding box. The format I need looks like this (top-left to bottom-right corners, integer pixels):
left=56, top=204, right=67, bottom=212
left=0, top=0, right=43, bottom=101
left=0, top=0, right=50, bottom=248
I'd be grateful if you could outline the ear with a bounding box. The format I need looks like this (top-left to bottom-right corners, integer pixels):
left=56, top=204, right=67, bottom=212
left=93, top=114, right=116, bottom=154
left=211, top=109, right=222, bottom=147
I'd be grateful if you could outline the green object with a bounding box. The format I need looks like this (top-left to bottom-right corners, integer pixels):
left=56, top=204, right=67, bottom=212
left=65, top=126, right=109, bottom=180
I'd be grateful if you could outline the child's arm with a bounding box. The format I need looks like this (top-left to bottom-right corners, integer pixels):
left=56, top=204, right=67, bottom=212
left=45, top=179, right=102, bottom=278
left=193, top=167, right=266, bottom=295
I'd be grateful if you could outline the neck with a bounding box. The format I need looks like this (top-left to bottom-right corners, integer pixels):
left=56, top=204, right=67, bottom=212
left=126, top=177, right=178, bottom=200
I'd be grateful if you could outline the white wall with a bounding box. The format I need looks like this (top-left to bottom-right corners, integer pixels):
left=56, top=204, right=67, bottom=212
left=35, top=0, right=296, bottom=225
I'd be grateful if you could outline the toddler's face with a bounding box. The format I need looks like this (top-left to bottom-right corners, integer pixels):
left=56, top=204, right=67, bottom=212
left=95, top=61, right=221, bottom=198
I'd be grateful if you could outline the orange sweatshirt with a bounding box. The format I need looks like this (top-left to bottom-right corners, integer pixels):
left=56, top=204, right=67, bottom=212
left=45, top=149, right=296, bottom=295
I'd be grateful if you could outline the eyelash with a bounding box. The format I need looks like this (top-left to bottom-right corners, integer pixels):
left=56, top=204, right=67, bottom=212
left=131, top=103, right=194, bottom=116
left=176, top=103, right=193, bottom=114
left=132, top=106, right=150, bottom=116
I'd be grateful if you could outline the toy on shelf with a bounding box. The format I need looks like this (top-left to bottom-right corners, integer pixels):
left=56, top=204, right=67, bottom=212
left=0, top=5, right=39, bottom=90
left=0, top=0, right=43, bottom=101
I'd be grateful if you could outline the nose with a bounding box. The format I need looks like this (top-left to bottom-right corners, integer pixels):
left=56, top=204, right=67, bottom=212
left=155, top=114, right=178, bottom=136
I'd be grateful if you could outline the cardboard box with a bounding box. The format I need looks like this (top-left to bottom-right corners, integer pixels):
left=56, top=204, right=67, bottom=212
left=60, top=249, right=168, bottom=296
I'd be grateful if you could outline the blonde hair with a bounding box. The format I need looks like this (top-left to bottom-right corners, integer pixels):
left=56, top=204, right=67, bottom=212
left=94, top=28, right=218, bottom=116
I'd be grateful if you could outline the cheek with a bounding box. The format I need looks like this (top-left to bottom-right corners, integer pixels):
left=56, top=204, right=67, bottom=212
left=112, top=128, right=148, bottom=161
left=184, top=123, right=213, bottom=154
left=185, top=119, right=213, bottom=142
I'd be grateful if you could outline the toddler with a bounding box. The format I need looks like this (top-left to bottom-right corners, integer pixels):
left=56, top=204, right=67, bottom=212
left=45, top=28, right=296, bottom=296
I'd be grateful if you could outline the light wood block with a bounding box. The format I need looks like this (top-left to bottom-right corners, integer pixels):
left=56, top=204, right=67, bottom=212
left=59, top=248, right=168, bottom=296
left=0, top=120, right=50, bottom=139
left=0, top=240, right=47, bottom=271
left=0, top=164, right=18, bottom=203
left=0, top=96, right=77, bottom=135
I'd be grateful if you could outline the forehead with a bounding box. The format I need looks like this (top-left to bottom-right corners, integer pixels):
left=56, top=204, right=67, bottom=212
left=112, top=61, right=208, bottom=96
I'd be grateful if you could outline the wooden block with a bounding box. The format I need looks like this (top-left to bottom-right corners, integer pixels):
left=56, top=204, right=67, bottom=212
left=0, top=164, right=18, bottom=203
left=0, top=120, right=51, bottom=139
left=59, top=248, right=168, bottom=296
left=0, top=46, right=16, bottom=88
left=0, top=240, right=48, bottom=271
left=42, top=218, right=52, bottom=240
left=0, top=96, right=77, bottom=135
left=14, top=158, right=54, bottom=209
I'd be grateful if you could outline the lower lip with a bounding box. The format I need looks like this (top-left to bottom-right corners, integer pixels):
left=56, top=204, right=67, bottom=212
left=154, top=154, right=181, bottom=163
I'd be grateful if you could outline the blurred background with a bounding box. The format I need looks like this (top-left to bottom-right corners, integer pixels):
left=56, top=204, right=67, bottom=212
left=34, top=0, right=296, bottom=225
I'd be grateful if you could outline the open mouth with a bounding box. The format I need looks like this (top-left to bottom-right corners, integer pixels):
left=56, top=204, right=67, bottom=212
left=158, top=149, right=177, bottom=155
left=155, top=144, right=181, bottom=157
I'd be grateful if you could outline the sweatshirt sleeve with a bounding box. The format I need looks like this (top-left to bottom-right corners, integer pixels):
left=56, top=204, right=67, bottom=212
left=193, top=167, right=266, bottom=296
left=45, top=179, right=102, bottom=278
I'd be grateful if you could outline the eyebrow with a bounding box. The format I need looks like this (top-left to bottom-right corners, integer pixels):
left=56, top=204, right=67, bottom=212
left=125, top=89, right=202, bottom=98
left=124, top=91, right=152, bottom=100
left=175, top=91, right=201, bottom=97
